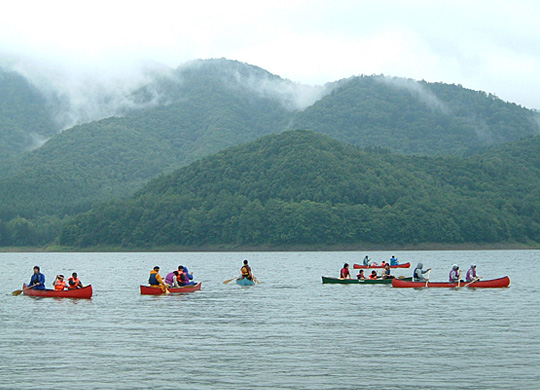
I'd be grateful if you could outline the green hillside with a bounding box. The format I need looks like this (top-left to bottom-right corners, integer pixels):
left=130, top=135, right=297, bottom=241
left=292, top=75, right=539, bottom=155
left=58, top=130, right=540, bottom=249
left=1, top=59, right=540, bottom=247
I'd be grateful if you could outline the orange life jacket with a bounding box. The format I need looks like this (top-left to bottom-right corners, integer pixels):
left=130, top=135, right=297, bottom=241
left=55, top=280, right=66, bottom=291
left=369, top=274, right=378, bottom=280
left=68, top=277, right=80, bottom=289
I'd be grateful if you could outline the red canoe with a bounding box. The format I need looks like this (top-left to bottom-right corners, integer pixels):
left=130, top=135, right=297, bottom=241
left=22, top=283, right=93, bottom=298
left=140, top=283, right=202, bottom=295
left=353, top=262, right=411, bottom=269
left=392, top=276, right=510, bottom=288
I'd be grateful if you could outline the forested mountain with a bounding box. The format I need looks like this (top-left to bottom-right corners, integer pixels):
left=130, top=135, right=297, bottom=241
left=1, top=58, right=539, bottom=247
left=59, top=131, right=540, bottom=248
left=0, top=68, right=59, bottom=161
left=292, top=76, right=539, bottom=155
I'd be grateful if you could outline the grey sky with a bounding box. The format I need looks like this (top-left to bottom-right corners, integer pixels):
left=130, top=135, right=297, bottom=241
left=1, top=0, right=539, bottom=109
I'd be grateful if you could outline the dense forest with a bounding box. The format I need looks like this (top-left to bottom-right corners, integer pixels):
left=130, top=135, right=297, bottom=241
left=58, top=131, right=540, bottom=249
left=292, top=75, right=539, bottom=155
left=1, top=59, right=539, bottom=247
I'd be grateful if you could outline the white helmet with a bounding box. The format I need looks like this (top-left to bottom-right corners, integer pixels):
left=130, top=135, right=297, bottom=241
left=452, top=264, right=458, bottom=270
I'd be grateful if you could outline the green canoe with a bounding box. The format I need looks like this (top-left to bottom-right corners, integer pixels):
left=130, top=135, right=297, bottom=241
left=321, top=276, right=412, bottom=284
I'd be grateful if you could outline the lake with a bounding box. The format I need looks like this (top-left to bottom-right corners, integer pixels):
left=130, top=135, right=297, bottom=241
left=1, top=250, right=539, bottom=389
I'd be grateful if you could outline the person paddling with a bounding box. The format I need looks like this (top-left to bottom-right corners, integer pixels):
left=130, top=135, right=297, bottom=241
left=149, top=266, right=168, bottom=293
left=413, top=263, right=431, bottom=282
left=362, top=256, right=370, bottom=266
left=29, top=266, right=46, bottom=290
left=239, top=260, right=253, bottom=281
left=165, top=270, right=180, bottom=288
left=53, top=275, right=67, bottom=291
left=340, top=263, right=351, bottom=279
left=177, top=266, right=195, bottom=286
left=357, top=270, right=366, bottom=280
left=466, top=264, right=480, bottom=282
left=449, top=264, right=462, bottom=283
left=390, top=255, right=399, bottom=266
left=68, top=272, right=84, bottom=289
left=382, top=263, right=395, bottom=279
left=369, top=270, right=378, bottom=280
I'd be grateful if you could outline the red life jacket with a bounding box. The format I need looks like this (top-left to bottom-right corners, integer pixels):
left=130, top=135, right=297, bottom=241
left=369, top=273, right=378, bottom=280
left=68, top=277, right=80, bottom=289
left=55, top=280, right=66, bottom=291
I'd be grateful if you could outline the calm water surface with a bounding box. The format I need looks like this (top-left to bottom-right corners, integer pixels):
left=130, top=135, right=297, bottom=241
left=0, top=250, right=539, bottom=389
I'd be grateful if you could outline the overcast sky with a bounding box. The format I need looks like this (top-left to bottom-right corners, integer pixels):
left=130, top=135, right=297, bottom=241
left=1, top=0, right=539, bottom=109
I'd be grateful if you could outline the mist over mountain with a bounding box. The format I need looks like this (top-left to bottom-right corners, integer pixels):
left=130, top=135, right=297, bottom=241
left=0, top=68, right=60, bottom=159
left=292, top=75, right=540, bottom=155
left=1, top=57, right=539, bottom=247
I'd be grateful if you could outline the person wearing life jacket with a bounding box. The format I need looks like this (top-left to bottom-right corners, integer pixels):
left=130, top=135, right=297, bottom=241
left=369, top=270, right=378, bottom=280
left=382, top=263, right=395, bottom=279
left=165, top=270, right=180, bottom=288
left=149, top=266, right=167, bottom=292
left=413, top=263, right=431, bottom=282
left=53, top=275, right=67, bottom=291
left=390, top=256, right=399, bottom=266
left=67, top=272, right=84, bottom=289
left=362, top=256, right=370, bottom=266
left=181, top=265, right=194, bottom=281
left=340, top=263, right=351, bottom=279
left=357, top=270, right=365, bottom=280
left=449, top=264, right=462, bottom=283
left=29, top=266, right=46, bottom=290
left=466, top=264, right=480, bottom=282
left=239, top=260, right=253, bottom=281
left=177, top=266, right=195, bottom=286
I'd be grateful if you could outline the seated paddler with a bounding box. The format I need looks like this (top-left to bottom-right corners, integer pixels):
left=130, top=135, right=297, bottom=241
left=29, top=266, right=46, bottom=290
left=239, top=259, right=253, bottom=281
left=68, top=272, right=84, bottom=289
left=165, top=270, right=180, bottom=288
left=177, top=266, right=195, bottom=286
left=149, top=266, right=168, bottom=292
left=53, top=275, right=66, bottom=291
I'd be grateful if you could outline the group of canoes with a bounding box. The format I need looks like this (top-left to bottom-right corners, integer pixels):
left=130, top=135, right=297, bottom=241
left=324, top=258, right=510, bottom=288
left=14, top=259, right=260, bottom=299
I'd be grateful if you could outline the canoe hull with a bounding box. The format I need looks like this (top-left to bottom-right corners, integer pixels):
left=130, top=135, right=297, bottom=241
left=140, top=283, right=202, bottom=295
left=353, top=262, right=410, bottom=269
left=322, top=276, right=412, bottom=284
left=22, top=284, right=93, bottom=299
left=392, top=276, right=510, bottom=288
left=236, top=278, right=255, bottom=286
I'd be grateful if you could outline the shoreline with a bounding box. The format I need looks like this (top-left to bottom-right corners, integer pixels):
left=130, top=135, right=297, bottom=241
left=2, top=242, right=539, bottom=253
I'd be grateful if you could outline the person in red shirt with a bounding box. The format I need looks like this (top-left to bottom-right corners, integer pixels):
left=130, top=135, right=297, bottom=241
left=340, top=263, right=351, bottom=279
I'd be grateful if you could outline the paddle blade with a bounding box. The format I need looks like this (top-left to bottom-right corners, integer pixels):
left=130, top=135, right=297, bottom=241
left=12, top=289, right=23, bottom=296
left=223, top=278, right=236, bottom=284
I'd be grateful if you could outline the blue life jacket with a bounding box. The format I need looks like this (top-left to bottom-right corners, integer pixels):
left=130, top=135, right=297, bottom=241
left=149, top=272, right=159, bottom=285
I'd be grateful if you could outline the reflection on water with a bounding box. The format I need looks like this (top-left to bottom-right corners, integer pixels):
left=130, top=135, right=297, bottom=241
left=1, top=250, right=539, bottom=389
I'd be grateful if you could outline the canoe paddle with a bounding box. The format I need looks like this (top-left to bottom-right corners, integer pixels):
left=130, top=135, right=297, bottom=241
left=254, top=277, right=262, bottom=285
left=223, top=276, right=239, bottom=284
left=461, top=276, right=483, bottom=288
left=457, top=270, right=462, bottom=288
left=12, top=284, right=35, bottom=296
left=425, top=270, right=431, bottom=288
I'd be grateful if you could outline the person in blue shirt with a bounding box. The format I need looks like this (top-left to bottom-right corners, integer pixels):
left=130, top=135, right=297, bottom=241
left=29, top=266, right=46, bottom=290
left=390, top=256, right=399, bottom=266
